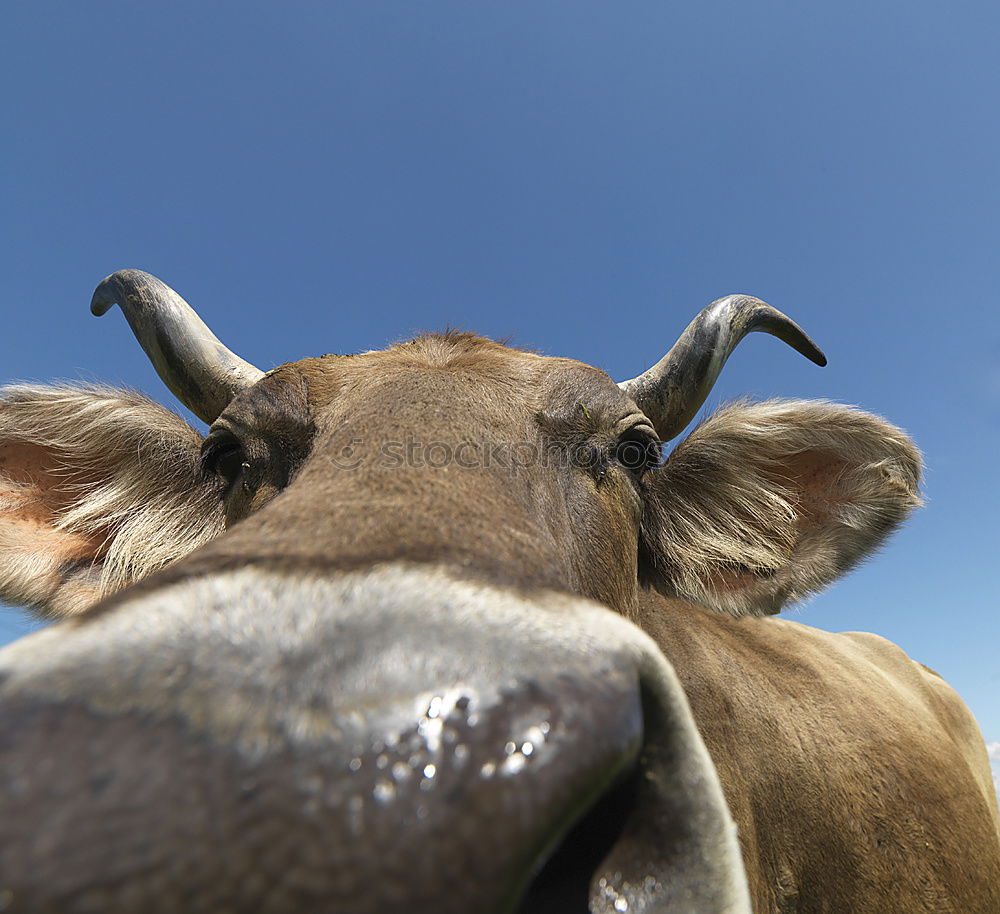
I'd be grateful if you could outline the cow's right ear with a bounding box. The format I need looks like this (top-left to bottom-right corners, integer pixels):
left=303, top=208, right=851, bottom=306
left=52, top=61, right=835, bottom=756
left=639, top=399, right=922, bottom=617
left=0, top=384, right=225, bottom=618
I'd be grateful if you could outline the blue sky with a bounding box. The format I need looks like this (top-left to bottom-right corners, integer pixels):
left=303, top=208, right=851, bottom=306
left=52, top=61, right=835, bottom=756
left=3, top=2, right=997, bottom=785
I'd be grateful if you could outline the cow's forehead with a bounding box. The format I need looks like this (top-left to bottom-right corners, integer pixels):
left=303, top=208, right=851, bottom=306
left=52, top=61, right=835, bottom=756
left=255, top=333, right=630, bottom=420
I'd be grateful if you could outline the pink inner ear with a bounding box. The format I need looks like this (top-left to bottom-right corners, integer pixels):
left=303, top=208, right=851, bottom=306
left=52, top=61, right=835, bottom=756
left=1, top=440, right=74, bottom=494
left=0, top=441, right=107, bottom=561
left=774, top=450, right=851, bottom=525
left=708, top=566, right=768, bottom=593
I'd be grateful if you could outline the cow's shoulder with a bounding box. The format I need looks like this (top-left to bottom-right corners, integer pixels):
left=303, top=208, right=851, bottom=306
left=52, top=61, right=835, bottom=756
left=637, top=593, right=1000, bottom=914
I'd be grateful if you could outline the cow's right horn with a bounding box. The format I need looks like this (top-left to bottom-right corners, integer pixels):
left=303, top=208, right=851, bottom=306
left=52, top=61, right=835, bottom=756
left=91, top=270, right=264, bottom=424
left=618, top=294, right=827, bottom=442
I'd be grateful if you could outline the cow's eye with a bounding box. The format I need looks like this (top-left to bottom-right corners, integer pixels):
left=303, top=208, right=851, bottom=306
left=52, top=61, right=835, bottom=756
left=613, top=427, right=661, bottom=479
left=202, top=433, right=248, bottom=488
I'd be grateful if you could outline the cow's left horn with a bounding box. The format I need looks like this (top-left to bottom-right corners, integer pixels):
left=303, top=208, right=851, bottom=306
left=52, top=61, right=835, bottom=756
left=91, top=270, right=264, bottom=424
left=619, top=294, right=827, bottom=441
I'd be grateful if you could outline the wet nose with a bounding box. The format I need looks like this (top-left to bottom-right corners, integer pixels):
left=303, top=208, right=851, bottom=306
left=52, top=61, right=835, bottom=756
left=0, top=565, right=749, bottom=913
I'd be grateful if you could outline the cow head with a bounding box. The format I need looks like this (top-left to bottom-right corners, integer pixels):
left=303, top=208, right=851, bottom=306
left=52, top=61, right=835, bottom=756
left=0, top=271, right=921, bottom=912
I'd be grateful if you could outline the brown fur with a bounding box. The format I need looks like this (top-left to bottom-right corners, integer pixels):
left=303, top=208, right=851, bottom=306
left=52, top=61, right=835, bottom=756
left=643, top=596, right=1000, bottom=912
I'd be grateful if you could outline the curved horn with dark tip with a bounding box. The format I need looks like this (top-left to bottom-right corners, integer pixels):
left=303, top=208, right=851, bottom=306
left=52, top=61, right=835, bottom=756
left=618, top=294, right=827, bottom=441
left=91, top=270, right=264, bottom=424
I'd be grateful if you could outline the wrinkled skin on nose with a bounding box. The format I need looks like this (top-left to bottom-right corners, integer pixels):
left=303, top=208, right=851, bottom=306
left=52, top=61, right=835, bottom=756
left=0, top=566, right=749, bottom=914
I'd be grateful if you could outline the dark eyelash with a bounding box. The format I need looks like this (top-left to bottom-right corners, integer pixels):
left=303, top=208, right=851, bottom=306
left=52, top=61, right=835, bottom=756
left=614, top=432, right=662, bottom=477
left=201, top=433, right=246, bottom=481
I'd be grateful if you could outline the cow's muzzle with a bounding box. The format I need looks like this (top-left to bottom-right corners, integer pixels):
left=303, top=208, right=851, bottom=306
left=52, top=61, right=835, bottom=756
left=0, top=565, right=749, bottom=913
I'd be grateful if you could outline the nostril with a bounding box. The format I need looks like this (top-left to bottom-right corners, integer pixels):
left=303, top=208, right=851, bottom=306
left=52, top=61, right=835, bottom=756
left=515, top=765, right=640, bottom=914
left=516, top=669, right=751, bottom=914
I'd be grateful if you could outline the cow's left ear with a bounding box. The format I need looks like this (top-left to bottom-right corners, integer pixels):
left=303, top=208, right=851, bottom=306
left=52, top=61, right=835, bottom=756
left=0, top=384, right=225, bottom=618
left=639, top=399, right=922, bottom=616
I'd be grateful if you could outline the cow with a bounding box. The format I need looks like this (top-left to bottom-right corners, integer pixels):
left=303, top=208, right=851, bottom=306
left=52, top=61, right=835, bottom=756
left=0, top=269, right=996, bottom=913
